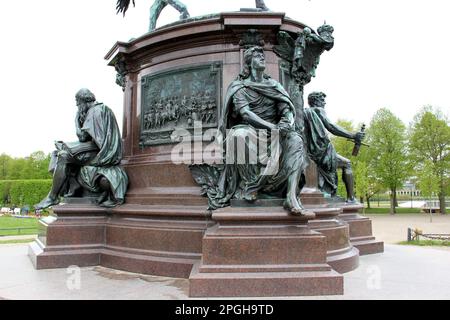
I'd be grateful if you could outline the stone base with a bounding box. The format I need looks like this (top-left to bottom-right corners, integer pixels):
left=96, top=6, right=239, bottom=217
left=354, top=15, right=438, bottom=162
left=29, top=204, right=213, bottom=279
left=189, top=264, right=343, bottom=297
left=350, top=236, right=385, bottom=256
left=230, top=196, right=360, bottom=274
left=189, top=207, right=343, bottom=297
left=336, top=204, right=384, bottom=256
left=309, top=207, right=360, bottom=274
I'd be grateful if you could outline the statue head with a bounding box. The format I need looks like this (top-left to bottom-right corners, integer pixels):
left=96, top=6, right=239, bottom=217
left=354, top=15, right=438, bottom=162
left=76, top=88, right=96, bottom=104
left=308, top=92, right=327, bottom=108
left=76, top=88, right=96, bottom=113
left=302, top=27, right=312, bottom=36
left=240, top=46, right=269, bottom=80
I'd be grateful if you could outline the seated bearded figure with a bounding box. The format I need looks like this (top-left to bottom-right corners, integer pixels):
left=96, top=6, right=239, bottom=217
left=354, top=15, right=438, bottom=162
left=35, top=89, right=129, bottom=209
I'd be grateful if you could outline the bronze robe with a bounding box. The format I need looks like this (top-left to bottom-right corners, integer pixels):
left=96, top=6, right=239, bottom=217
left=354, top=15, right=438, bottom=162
left=192, top=78, right=307, bottom=210
left=77, top=103, right=128, bottom=203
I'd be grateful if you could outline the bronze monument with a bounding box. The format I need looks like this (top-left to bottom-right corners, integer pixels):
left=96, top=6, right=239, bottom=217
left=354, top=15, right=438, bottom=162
left=29, top=1, right=384, bottom=297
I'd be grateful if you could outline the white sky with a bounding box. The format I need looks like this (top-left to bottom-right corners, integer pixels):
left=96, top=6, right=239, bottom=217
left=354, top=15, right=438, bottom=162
left=0, top=0, right=449, bottom=157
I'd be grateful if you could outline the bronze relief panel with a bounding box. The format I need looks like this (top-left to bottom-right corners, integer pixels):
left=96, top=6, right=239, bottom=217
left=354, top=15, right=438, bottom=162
left=140, top=62, right=222, bottom=147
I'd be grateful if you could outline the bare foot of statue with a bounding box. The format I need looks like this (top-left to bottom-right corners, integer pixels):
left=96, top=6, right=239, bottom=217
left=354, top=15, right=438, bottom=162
left=284, top=195, right=316, bottom=219
left=284, top=198, right=316, bottom=219
left=284, top=194, right=305, bottom=215
left=243, top=191, right=258, bottom=202
left=35, top=196, right=60, bottom=210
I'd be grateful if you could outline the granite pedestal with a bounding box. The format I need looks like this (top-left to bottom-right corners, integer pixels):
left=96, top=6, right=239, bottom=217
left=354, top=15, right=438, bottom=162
left=189, top=207, right=343, bottom=297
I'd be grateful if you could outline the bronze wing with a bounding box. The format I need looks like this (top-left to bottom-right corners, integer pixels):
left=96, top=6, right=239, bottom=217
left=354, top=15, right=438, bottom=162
left=116, top=0, right=135, bottom=15
left=273, top=31, right=295, bottom=62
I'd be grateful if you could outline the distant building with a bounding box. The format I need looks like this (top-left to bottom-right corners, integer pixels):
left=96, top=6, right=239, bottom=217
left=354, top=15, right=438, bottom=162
left=385, top=181, right=421, bottom=197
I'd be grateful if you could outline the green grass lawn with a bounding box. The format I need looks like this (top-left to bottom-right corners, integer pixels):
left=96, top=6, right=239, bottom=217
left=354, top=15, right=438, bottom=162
left=399, top=240, right=450, bottom=247
left=364, top=207, right=422, bottom=214
left=0, top=216, right=39, bottom=236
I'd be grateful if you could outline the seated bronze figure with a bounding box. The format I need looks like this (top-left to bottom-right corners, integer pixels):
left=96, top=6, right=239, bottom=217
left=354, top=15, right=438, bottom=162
left=192, top=47, right=310, bottom=216
left=35, top=89, right=129, bottom=209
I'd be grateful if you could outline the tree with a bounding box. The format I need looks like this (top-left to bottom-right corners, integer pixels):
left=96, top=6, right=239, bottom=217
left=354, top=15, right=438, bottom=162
left=331, top=119, right=355, bottom=198
left=8, top=158, right=29, bottom=180
left=368, top=108, right=410, bottom=214
left=28, top=151, right=51, bottom=179
left=331, top=120, right=381, bottom=208
left=417, top=161, right=440, bottom=221
left=409, top=106, right=450, bottom=214
left=0, top=151, right=52, bottom=181
left=354, top=147, right=383, bottom=210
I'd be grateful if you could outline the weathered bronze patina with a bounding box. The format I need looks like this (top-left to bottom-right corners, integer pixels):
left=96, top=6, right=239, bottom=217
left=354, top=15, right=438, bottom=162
left=35, top=89, right=129, bottom=209
left=191, top=47, right=311, bottom=216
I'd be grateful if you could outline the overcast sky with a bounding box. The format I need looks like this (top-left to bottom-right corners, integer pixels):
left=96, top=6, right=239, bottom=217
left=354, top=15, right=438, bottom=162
left=1, top=0, right=449, bottom=157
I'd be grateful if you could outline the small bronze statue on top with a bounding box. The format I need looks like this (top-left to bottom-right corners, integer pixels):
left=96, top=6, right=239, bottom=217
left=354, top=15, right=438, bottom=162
left=255, top=0, right=270, bottom=11
left=35, top=89, right=129, bottom=210
left=116, top=0, right=190, bottom=31
left=116, top=0, right=270, bottom=31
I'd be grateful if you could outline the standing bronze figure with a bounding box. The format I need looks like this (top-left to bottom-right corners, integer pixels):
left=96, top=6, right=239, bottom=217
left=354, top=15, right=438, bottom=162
left=255, top=0, right=270, bottom=11
left=304, top=92, right=365, bottom=204
left=116, top=0, right=190, bottom=31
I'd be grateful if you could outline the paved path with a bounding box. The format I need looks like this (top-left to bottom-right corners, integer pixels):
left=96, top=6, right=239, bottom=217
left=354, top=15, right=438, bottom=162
left=0, top=235, right=37, bottom=242
left=367, top=214, right=450, bottom=245
left=0, top=244, right=449, bottom=300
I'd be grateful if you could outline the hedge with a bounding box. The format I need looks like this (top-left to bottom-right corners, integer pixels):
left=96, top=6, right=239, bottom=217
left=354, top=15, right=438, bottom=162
left=0, top=180, right=52, bottom=208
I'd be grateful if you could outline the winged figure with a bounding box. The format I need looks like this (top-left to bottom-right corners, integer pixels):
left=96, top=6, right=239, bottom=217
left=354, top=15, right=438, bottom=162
left=274, top=24, right=335, bottom=86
